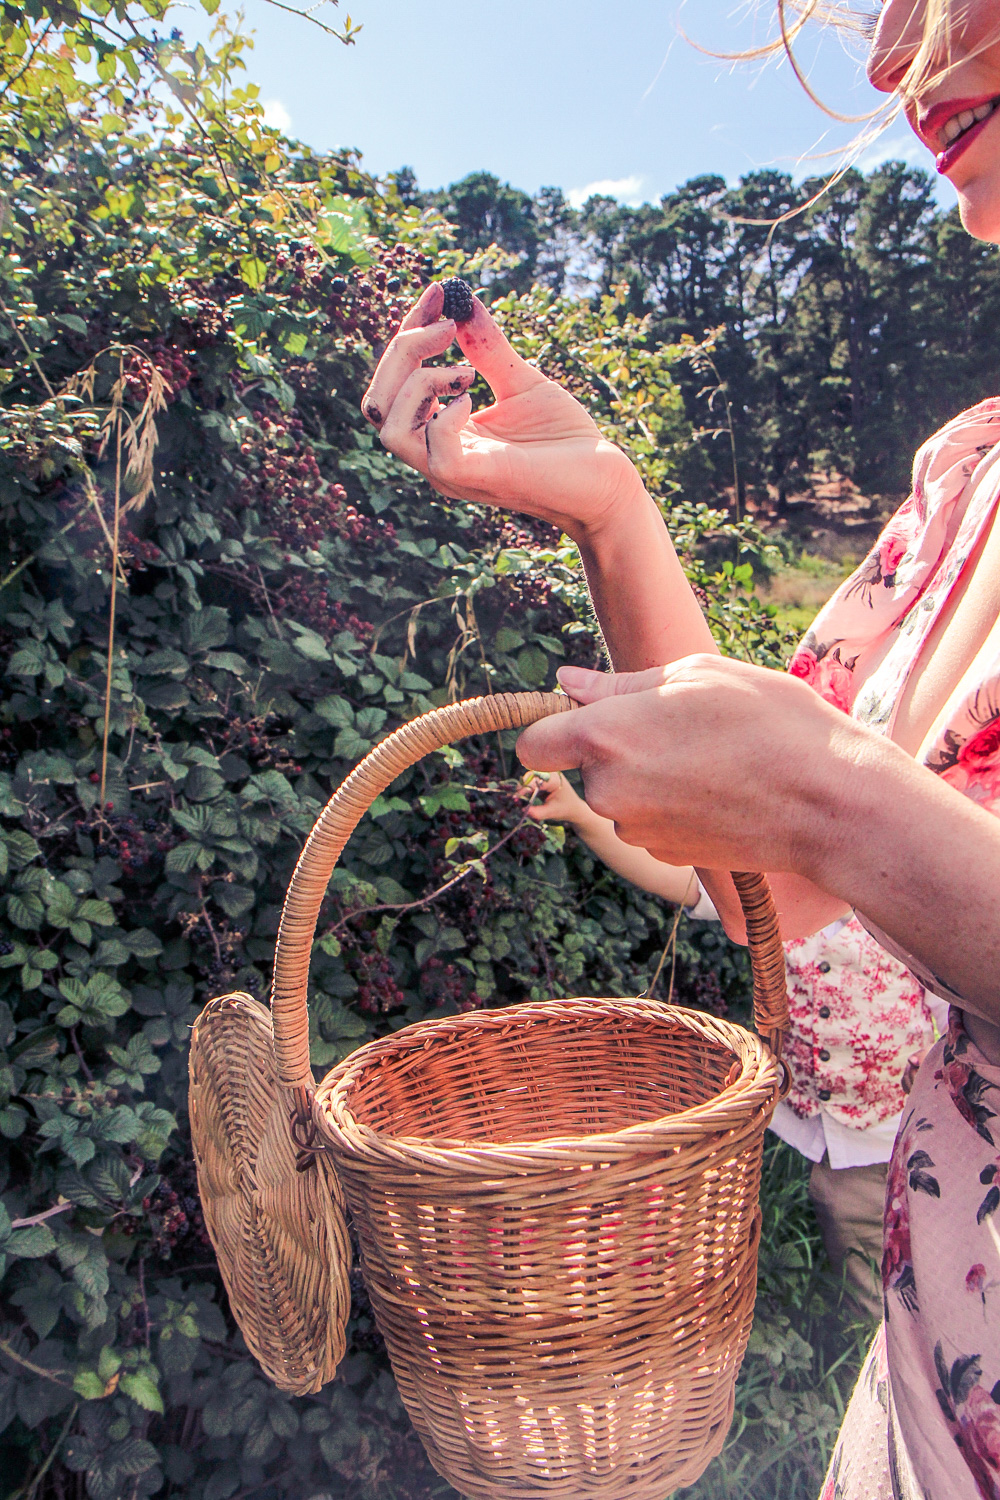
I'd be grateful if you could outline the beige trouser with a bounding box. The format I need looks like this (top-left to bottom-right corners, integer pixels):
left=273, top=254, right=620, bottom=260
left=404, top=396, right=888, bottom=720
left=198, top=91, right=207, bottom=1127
left=808, top=1156, right=887, bottom=1321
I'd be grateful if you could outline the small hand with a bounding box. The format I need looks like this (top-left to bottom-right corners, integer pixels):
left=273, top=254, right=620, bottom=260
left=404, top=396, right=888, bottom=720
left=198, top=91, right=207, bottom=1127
left=361, top=283, right=642, bottom=538
left=516, top=770, right=588, bottom=824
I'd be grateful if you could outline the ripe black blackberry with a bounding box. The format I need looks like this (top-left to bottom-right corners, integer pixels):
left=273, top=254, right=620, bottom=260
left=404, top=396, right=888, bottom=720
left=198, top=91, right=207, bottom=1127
left=441, top=277, right=475, bottom=323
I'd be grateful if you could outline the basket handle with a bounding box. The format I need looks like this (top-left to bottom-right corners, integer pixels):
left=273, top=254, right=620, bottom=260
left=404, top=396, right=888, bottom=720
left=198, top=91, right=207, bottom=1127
left=271, top=691, right=789, bottom=1117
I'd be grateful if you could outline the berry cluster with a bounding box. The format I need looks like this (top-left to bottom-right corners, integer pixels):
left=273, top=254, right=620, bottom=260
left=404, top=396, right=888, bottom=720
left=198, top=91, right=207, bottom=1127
left=240, top=712, right=303, bottom=773
left=77, top=797, right=175, bottom=873
left=140, top=1159, right=212, bottom=1258
left=169, top=280, right=227, bottom=349
left=119, top=526, right=163, bottom=573
left=418, top=955, right=482, bottom=1013
left=237, top=411, right=394, bottom=553
left=274, top=240, right=323, bottom=290
left=684, top=965, right=727, bottom=1017
left=346, top=947, right=406, bottom=1015
left=327, top=242, right=434, bottom=347
left=277, top=574, right=375, bottom=645
left=124, top=345, right=192, bottom=405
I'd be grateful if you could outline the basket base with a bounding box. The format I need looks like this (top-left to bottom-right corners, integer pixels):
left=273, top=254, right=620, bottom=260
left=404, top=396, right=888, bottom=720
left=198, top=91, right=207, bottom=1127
left=365, top=1209, right=761, bottom=1499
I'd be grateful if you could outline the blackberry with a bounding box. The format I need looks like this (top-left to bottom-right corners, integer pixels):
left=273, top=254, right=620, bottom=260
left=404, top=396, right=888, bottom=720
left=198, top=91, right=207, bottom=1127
left=441, top=277, right=475, bottom=324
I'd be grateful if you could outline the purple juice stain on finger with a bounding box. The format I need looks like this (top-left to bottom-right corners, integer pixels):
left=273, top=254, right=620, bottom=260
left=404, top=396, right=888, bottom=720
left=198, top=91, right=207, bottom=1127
left=412, top=394, right=436, bottom=432
left=418, top=283, right=445, bottom=326
left=441, top=278, right=475, bottom=324
left=363, top=399, right=383, bottom=428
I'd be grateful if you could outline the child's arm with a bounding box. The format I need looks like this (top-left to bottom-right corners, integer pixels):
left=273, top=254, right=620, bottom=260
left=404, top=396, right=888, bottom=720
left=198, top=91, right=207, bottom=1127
left=522, top=773, right=699, bottom=907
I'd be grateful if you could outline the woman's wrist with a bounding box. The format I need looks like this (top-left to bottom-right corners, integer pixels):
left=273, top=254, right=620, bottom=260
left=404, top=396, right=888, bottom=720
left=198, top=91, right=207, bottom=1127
left=566, top=471, right=651, bottom=552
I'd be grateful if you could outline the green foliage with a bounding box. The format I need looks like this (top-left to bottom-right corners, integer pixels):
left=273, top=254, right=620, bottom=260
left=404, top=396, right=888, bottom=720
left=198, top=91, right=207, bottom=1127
left=0, top=10, right=834, bottom=1500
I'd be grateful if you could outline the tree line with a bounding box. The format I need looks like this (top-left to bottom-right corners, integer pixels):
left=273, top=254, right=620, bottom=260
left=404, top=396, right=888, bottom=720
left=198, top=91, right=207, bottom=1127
left=399, top=163, right=1000, bottom=510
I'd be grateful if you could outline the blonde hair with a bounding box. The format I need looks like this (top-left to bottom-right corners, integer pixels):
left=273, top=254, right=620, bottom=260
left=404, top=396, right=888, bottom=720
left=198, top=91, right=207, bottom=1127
left=769, top=0, right=998, bottom=112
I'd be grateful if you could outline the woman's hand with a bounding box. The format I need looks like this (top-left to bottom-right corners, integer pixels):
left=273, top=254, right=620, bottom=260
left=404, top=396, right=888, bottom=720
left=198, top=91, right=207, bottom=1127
left=517, top=771, right=589, bottom=825
left=361, top=283, right=642, bottom=540
left=516, top=658, right=860, bottom=877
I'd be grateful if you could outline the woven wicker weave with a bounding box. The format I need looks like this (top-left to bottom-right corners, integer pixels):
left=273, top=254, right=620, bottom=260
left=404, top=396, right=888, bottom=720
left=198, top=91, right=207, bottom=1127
left=189, top=690, right=790, bottom=1495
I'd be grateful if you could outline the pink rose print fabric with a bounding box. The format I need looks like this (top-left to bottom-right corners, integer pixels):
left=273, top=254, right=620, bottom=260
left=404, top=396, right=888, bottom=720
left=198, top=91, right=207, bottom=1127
left=788, top=397, right=1000, bottom=772
left=820, top=1015, right=1000, bottom=1500
left=789, top=400, right=1000, bottom=1499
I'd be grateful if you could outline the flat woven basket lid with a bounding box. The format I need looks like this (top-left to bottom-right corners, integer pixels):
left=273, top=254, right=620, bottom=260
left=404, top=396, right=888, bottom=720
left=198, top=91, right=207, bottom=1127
left=188, top=992, right=350, bottom=1395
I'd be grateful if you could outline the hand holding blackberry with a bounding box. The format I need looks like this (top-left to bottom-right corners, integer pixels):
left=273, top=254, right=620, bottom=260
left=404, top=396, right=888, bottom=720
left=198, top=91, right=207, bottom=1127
left=359, top=280, right=643, bottom=539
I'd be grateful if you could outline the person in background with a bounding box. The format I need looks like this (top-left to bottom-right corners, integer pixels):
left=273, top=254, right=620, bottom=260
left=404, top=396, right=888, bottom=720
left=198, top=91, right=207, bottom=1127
left=522, top=769, right=946, bottom=1320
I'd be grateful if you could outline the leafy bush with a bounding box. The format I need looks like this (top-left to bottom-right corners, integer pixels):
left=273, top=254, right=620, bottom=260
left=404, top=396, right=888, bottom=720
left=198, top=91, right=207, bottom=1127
left=0, top=9, right=859, bottom=1499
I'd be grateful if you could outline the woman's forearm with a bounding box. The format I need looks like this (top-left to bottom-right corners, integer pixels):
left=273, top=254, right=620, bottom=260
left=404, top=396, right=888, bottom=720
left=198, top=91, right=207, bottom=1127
left=574, top=489, right=717, bottom=671
left=799, top=731, right=1000, bottom=1021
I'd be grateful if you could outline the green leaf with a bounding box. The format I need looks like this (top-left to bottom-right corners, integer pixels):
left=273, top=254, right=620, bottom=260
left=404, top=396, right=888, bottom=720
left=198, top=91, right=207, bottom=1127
left=184, top=765, right=225, bottom=802
left=143, top=682, right=191, bottom=710
left=313, top=695, right=354, bottom=729
left=419, top=785, right=470, bottom=816
left=78, top=899, right=114, bottom=927
left=119, top=1370, right=165, bottom=1412
left=122, top=928, right=163, bottom=958
left=165, top=843, right=202, bottom=875
left=333, top=727, right=370, bottom=761
left=7, top=892, right=44, bottom=929
left=73, top=1370, right=107, bottom=1401
left=212, top=883, right=254, bottom=918
left=239, top=256, right=268, bottom=291
left=7, top=1223, right=57, bottom=1258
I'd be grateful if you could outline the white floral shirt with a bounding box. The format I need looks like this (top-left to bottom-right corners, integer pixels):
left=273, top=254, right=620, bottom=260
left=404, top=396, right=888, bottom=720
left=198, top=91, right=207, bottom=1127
left=780, top=915, right=940, bottom=1132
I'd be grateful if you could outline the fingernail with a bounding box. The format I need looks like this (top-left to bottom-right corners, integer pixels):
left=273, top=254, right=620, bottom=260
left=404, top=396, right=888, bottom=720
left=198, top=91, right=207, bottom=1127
left=557, top=665, right=598, bottom=686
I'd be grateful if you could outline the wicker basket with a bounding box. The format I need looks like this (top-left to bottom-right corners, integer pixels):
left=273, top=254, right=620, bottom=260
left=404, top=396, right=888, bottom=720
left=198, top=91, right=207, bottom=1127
left=189, top=691, right=789, bottom=1498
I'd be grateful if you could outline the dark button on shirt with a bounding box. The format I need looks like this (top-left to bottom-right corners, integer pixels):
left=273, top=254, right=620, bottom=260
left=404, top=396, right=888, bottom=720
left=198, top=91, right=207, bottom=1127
left=818, top=961, right=831, bottom=974
left=818, top=1048, right=830, bottom=1062
left=818, top=1088, right=832, bottom=1101
left=818, top=1005, right=831, bottom=1018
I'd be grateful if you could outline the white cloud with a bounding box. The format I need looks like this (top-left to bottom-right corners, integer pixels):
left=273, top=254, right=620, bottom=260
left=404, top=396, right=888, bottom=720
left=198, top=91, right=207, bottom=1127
left=567, top=174, right=645, bottom=210
left=262, top=98, right=292, bottom=133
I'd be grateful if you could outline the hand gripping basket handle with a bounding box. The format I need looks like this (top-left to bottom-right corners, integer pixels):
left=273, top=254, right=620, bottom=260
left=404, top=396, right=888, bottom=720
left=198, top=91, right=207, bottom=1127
left=270, top=690, right=790, bottom=1120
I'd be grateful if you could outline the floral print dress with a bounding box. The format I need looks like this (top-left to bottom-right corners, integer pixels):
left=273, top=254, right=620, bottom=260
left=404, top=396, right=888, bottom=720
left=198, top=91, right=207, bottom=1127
left=786, top=398, right=1000, bottom=1500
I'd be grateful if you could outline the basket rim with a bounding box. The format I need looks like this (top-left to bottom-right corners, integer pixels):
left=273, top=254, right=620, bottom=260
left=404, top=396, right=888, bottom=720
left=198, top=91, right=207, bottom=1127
left=313, top=997, right=782, bottom=1172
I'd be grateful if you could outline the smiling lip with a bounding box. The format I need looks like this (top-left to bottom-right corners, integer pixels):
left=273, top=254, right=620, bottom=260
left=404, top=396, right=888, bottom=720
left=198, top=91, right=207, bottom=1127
left=918, top=93, right=1000, bottom=175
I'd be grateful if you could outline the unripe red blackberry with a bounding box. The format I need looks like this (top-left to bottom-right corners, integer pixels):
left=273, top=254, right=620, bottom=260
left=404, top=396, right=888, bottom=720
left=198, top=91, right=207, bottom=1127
left=441, top=277, right=475, bottom=323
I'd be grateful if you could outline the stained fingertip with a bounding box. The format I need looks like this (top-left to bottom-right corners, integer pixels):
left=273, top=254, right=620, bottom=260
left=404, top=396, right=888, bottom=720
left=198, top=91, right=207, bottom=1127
left=429, top=391, right=472, bottom=439
left=399, top=282, right=444, bottom=331
left=361, top=397, right=383, bottom=428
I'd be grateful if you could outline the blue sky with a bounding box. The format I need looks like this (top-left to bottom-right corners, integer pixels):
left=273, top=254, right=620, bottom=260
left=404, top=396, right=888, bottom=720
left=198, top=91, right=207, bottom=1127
left=186, top=0, right=952, bottom=207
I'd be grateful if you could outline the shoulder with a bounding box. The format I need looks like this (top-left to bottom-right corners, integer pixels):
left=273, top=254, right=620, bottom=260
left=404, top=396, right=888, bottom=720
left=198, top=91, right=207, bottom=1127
left=911, top=397, right=1000, bottom=523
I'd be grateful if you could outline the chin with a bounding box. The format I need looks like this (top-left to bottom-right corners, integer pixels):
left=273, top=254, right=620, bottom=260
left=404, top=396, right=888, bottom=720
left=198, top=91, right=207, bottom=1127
left=955, top=181, right=1000, bottom=243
